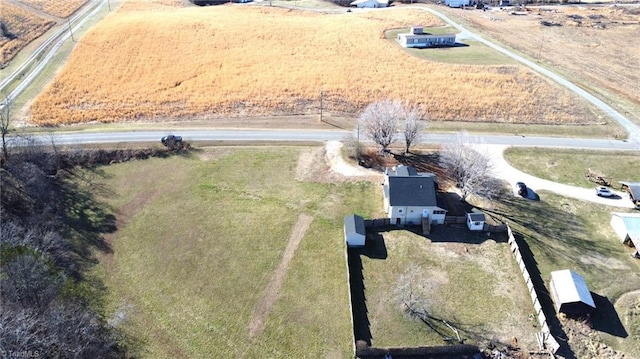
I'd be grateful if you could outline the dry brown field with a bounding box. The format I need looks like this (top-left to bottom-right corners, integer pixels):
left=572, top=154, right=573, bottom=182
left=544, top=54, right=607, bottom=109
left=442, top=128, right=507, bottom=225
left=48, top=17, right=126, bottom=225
left=439, top=4, right=640, bottom=123
left=14, top=0, right=89, bottom=18
left=0, top=2, right=55, bottom=68
left=29, top=1, right=596, bottom=126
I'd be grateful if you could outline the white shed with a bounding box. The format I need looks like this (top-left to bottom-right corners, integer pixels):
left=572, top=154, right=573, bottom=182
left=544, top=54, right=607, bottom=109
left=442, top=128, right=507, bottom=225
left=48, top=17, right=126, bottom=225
left=549, top=270, right=595, bottom=316
left=344, top=214, right=366, bottom=247
left=350, top=0, right=388, bottom=7
left=466, top=211, right=485, bottom=231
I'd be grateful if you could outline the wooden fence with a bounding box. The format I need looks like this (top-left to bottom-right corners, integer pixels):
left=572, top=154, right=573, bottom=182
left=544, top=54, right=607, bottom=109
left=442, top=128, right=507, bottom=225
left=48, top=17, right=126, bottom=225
left=507, top=224, right=560, bottom=353
left=445, top=216, right=466, bottom=224
left=364, top=218, right=391, bottom=228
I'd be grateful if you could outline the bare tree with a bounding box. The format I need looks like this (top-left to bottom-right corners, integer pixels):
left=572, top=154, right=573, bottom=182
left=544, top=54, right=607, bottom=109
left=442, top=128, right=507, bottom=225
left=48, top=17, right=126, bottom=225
left=1, top=95, right=11, bottom=163
left=439, top=132, right=497, bottom=202
left=401, top=103, right=426, bottom=154
left=359, top=100, right=402, bottom=152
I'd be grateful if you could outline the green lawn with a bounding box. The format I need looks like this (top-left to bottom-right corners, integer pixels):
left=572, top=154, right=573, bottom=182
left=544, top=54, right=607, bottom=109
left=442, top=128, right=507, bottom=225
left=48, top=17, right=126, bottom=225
left=503, top=148, right=640, bottom=189
left=384, top=28, right=516, bottom=65
left=359, top=229, right=538, bottom=349
left=93, top=147, right=380, bottom=358
left=487, top=191, right=640, bottom=356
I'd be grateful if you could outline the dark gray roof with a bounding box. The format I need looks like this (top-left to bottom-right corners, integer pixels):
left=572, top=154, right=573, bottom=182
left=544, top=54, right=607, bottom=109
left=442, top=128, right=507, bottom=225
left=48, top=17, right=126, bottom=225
left=344, top=214, right=366, bottom=236
left=387, top=176, right=438, bottom=207
left=386, top=165, right=419, bottom=177
left=385, top=165, right=439, bottom=207
left=467, top=213, right=485, bottom=222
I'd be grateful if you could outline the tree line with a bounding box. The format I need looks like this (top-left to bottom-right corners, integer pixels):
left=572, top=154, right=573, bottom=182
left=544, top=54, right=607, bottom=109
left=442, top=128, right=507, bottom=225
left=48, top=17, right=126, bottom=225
left=1, top=138, right=130, bottom=358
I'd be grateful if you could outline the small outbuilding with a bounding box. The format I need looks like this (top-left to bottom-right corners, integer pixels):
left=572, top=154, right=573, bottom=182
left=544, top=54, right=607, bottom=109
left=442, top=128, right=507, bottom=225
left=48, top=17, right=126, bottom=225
left=549, top=269, right=596, bottom=317
left=344, top=214, right=366, bottom=247
left=466, top=211, right=485, bottom=231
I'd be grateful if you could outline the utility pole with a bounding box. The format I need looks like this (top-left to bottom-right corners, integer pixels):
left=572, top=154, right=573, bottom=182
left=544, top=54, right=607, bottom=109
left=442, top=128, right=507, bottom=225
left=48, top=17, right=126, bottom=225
left=68, top=18, right=75, bottom=42
left=356, top=124, right=360, bottom=163
left=537, top=35, right=544, bottom=60
left=319, top=88, right=323, bottom=123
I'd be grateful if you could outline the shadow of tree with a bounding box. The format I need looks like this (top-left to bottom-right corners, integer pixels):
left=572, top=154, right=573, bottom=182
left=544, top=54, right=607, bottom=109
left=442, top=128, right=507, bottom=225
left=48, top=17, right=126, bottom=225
left=58, top=169, right=117, bottom=281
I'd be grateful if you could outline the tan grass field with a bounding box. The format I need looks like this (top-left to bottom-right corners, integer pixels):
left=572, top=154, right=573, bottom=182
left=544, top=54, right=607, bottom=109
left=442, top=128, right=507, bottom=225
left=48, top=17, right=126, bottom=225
left=440, top=4, right=640, bottom=123
left=0, top=2, right=55, bottom=68
left=16, top=0, right=88, bottom=18
left=29, top=1, right=596, bottom=125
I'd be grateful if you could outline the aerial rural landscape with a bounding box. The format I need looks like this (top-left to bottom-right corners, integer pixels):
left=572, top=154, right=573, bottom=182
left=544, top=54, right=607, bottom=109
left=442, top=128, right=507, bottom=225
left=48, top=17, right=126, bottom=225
left=1, top=0, right=639, bottom=358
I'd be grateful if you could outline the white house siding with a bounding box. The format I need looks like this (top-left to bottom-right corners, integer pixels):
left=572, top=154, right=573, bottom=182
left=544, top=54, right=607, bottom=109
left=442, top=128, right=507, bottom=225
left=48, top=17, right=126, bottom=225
left=396, top=34, right=456, bottom=49
left=467, top=219, right=484, bottom=231
left=389, top=206, right=445, bottom=226
left=350, top=0, right=387, bottom=7
left=445, top=0, right=470, bottom=7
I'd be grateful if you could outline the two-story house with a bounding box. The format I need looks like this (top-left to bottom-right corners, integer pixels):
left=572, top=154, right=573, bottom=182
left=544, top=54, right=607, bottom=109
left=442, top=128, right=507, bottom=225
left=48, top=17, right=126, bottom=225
left=383, top=165, right=447, bottom=226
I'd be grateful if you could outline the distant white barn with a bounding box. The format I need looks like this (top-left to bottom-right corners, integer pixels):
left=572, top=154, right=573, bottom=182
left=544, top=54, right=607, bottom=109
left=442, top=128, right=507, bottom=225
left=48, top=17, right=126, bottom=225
left=350, top=0, right=388, bottom=8
left=396, top=27, right=456, bottom=48
left=444, top=0, right=470, bottom=7
left=344, top=214, right=366, bottom=247
left=549, top=270, right=596, bottom=316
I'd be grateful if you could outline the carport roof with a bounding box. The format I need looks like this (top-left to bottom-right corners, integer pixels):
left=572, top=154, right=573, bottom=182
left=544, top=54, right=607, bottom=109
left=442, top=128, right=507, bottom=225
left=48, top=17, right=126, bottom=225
left=612, top=212, right=640, bottom=247
left=620, top=181, right=640, bottom=201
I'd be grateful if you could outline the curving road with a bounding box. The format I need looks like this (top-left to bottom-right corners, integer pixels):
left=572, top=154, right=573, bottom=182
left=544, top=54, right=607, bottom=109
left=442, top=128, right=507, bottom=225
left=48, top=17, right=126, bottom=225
left=419, top=6, right=640, bottom=142
left=0, top=0, right=106, bottom=105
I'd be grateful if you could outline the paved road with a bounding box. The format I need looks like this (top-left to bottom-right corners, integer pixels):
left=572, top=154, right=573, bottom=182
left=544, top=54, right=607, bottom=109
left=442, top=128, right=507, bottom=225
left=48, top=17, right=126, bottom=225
left=0, top=0, right=105, bottom=104
left=19, top=129, right=639, bottom=150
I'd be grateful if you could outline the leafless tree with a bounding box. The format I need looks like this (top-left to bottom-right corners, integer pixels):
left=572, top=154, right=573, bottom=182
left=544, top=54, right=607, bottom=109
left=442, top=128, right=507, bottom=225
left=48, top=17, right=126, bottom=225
left=359, top=100, right=402, bottom=152
left=1, top=95, right=11, bottom=163
left=439, top=132, right=497, bottom=202
left=401, top=102, right=427, bottom=154
left=393, top=263, right=429, bottom=313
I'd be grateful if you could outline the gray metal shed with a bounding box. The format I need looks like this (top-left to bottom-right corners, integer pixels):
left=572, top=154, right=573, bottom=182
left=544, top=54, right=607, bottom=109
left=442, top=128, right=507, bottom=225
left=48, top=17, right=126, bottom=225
left=344, top=214, right=366, bottom=247
left=549, top=269, right=595, bottom=316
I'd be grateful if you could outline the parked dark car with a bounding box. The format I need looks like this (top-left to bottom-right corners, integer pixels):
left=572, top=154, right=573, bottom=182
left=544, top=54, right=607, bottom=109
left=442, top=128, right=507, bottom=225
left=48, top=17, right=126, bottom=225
left=161, top=135, right=182, bottom=144
left=161, top=135, right=184, bottom=150
left=516, top=182, right=528, bottom=197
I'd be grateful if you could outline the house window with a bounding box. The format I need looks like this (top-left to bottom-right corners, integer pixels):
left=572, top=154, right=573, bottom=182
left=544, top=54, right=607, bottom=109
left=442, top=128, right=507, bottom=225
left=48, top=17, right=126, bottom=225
left=399, top=209, right=403, bottom=213
left=433, top=210, right=445, bottom=215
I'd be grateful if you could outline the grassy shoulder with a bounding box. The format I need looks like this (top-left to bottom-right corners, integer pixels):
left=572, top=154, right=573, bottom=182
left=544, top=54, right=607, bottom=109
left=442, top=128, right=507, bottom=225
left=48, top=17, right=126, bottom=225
left=503, top=147, right=640, bottom=189
left=92, top=147, right=380, bottom=358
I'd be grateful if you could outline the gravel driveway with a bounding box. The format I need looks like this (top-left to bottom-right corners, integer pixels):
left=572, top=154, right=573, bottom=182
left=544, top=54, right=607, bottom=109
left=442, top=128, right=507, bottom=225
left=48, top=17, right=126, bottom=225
left=325, top=141, right=635, bottom=208
left=482, top=145, right=636, bottom=209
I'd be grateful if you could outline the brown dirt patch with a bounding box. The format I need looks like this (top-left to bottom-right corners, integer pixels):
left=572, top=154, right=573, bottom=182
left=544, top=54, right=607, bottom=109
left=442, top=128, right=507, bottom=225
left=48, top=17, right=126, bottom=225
left=247, top=213, right=313, bottom=339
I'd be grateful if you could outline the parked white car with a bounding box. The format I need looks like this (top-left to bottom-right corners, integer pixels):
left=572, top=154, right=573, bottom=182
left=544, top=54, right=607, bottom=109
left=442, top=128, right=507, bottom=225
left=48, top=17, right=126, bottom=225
left=595, top=186, right=613, bottom=197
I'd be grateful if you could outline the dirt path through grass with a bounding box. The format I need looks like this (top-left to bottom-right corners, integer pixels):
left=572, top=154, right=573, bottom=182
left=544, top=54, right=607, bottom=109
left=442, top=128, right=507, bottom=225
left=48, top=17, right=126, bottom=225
left=247, top=213, right=313, bottom=339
